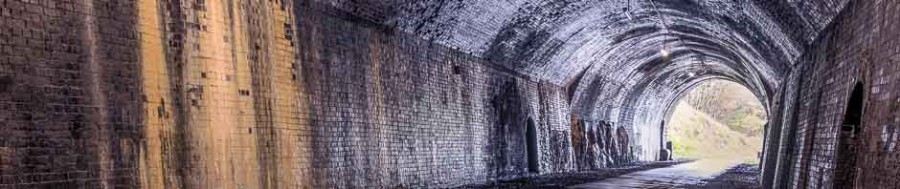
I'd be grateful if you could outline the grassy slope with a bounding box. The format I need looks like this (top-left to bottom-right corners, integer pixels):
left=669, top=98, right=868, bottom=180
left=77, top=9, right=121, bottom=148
left=668, top=81, right=765, bottom=164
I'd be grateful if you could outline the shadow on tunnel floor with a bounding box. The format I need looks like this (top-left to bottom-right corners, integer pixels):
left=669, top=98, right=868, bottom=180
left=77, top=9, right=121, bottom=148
left=680, top=163, right=761, bottom=189
left=453, top=160, right=691, bottom=189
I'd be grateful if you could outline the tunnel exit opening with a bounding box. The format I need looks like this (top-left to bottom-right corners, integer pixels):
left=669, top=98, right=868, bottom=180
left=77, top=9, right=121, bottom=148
left=664, top=79, right=767, bottom=165
left=833, top=82, right=865, bottom=189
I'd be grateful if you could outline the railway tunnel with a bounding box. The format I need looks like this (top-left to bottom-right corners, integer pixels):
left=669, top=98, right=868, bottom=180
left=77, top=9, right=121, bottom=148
left=0, top=0, right=898, bottom=188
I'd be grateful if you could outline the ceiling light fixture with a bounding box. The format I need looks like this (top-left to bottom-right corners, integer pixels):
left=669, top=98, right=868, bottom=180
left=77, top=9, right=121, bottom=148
left=624, top=0, right=634, bottom=20
left=650, top=0, right=707, bottom=78
left=650, top=0, right=671, bottom=60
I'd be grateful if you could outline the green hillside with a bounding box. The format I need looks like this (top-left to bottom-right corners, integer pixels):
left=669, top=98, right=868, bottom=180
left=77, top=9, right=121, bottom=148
left=667, top=80, right=765, bottom=163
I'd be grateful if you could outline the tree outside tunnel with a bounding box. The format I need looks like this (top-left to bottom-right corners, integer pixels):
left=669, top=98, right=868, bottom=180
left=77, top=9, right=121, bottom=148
left=665, top=79, right=767, bottom=164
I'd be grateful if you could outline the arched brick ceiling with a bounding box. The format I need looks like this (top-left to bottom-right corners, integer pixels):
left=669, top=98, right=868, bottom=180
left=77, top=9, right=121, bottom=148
left=311, top=0, right=848, bottom=117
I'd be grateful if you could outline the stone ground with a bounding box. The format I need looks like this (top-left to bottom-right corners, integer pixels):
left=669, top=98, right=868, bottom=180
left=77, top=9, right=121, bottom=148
left=455, top=161, right=688, bottom=189
left=458, top=160, right=762, bottom=189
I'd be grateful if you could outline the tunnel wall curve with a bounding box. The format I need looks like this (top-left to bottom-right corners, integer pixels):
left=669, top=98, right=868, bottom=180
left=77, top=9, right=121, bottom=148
left=760, top=0, right=900, bottom=188
left=0, top=0, right=896, bottom=188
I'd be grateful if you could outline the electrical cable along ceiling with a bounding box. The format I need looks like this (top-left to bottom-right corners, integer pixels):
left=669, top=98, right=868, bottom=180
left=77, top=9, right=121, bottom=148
left=312, top=0, right=848, bottom=117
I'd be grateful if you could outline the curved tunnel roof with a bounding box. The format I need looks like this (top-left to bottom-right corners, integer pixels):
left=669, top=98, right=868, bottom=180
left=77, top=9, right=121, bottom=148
left=313, top=0, right=848, bottom=120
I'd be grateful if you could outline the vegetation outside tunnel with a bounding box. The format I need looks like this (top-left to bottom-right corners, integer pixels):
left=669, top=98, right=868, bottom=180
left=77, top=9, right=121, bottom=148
left=667, top=80, right=767, bottom=164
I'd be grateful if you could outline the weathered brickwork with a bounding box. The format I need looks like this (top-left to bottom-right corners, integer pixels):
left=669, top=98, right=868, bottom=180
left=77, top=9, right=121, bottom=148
left=761, top=0, right=900, bottom=188
left=0, top=0, right=142, bottom=187
left=0, top=0, right=589, bottom=188
left=297, top=3, right=577, bottom=187
left=4, top=0, right=898, bottom=188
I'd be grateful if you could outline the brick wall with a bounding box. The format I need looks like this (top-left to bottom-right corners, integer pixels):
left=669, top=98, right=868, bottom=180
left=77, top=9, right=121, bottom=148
left=763, top=0, right=900, bottom=188
left=296, top=3, right=578, bottom=187
left=10, top=0, right=900, bottom=188
left=0, top=0, right=142, bottom=187
left=0, top=0, right=593, bottom=188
